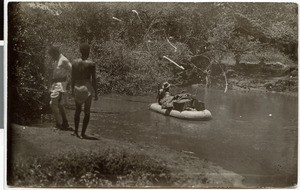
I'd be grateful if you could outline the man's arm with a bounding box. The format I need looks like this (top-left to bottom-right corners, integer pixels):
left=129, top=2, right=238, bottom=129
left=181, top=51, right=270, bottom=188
left=61, top=58, right=72, bottom=70
left=46, top=60, right=53, bottom=91
left=66, top=60, right=72, bottom=70
left=91, top=63, right=98, bottom=100
left=63, top=59, right=72, bottom=92
left=71, top=64, right=75, bottom=95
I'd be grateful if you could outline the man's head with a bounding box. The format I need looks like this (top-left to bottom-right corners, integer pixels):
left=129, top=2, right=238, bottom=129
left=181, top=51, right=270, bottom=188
left=48, top=45, right=60, bottom=60
left=80, top=43, right=90, bottom=59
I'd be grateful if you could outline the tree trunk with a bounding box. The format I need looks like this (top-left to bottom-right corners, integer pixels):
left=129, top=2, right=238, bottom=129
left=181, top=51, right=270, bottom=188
left=205, top=70, right=211, bottom=88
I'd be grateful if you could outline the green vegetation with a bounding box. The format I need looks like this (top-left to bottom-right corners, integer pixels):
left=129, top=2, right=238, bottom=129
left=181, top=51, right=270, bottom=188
left=8, top=149, right=171, bottom=187
left=8, top=2, right=297, bottom=124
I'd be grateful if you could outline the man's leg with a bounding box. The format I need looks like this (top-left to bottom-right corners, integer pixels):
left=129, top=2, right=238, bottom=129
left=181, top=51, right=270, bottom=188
left=81, top=96, right=92, bottom=137
left=50, top=94, right=62, bottom=128
left=73, top=101, right=82, bottom=137
left=58, top=93, right=69, bottom=128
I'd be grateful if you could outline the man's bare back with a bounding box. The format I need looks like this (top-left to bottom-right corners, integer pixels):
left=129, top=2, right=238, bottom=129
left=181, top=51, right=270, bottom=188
left=71, top=43, right=98, bottom=138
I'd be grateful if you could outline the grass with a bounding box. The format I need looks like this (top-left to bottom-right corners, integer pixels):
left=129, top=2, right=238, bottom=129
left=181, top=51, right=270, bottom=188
left=8, top=148, right=172, bottom=187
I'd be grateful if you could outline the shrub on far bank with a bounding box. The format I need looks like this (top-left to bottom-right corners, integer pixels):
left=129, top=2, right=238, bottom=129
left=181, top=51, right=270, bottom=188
left=243, top=47, right=296, bottom=66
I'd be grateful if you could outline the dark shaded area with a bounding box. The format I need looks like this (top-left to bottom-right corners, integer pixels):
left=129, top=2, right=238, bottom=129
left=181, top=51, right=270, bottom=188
left=0, top=1, right=3, bottom=40
left=0, top=47, right=3, bottom=129
left=8, top=3, right=49, bottom=125
left=7, top=3, right=18, bottom=185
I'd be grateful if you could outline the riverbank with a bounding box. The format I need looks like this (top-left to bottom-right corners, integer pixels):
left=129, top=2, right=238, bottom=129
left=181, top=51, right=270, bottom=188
left=190, top=63, right=298, bottom=97
left=192, top=76, right=298, bottom=97
left=8, top=123, right=244, bottom=188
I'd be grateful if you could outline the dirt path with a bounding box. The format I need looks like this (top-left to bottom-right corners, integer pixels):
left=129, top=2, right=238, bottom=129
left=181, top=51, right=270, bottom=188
left=8, top=123, right=244, bottom=188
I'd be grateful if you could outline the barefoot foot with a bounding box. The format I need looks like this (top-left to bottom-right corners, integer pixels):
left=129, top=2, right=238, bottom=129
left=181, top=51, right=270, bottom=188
left=71, top=132, right=79, bottom=138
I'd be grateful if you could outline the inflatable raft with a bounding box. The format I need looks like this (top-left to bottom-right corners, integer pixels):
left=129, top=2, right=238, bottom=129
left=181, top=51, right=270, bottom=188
left=149, top=103, right=212, bottom=121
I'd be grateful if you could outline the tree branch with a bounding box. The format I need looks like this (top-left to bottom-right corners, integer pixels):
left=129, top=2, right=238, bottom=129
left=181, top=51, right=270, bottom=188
left=163, top=30, right=177, bottom=52
left=143, top=14, right=164, bottom=52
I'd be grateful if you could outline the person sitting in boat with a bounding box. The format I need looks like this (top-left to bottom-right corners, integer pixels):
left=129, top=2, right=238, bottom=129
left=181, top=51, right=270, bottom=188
left=157, top=82, right=174, bottom=109
left=157, top=82, right=205, bottom=112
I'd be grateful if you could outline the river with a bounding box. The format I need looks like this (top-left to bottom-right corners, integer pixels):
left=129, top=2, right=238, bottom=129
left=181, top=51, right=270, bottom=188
left=85, top=87, right=297, bottom=188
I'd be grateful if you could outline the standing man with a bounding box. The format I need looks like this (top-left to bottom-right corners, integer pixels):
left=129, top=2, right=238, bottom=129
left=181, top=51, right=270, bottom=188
left=48, top=45, right=72, bottom=130
left=71, top=43, right=98, bottom=139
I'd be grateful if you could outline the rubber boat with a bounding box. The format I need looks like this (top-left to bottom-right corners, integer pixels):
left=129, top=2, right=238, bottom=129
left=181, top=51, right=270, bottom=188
left=149, top=103, right=212, bottom=121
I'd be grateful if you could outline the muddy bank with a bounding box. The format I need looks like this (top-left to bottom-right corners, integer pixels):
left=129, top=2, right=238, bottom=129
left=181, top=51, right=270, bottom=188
left=7, top=124, right=244, bottom=188
left=228, top=63, right=297, bottom=95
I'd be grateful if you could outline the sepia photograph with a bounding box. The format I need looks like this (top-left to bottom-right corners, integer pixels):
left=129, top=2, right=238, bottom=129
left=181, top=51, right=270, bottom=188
left=6, top=1, right=298, bottom=188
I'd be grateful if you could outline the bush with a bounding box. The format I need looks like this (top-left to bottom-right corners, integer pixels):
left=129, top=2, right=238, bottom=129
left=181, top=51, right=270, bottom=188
left=253, top=47, right=295, bottom=65
left=92, top=39, right=190, bottom=95
left=8, top=3, right=79, bottom=124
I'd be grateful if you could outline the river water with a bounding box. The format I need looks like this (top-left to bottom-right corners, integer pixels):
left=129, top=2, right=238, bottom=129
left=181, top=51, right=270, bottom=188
left=86, top=88, right=297, bottom=188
